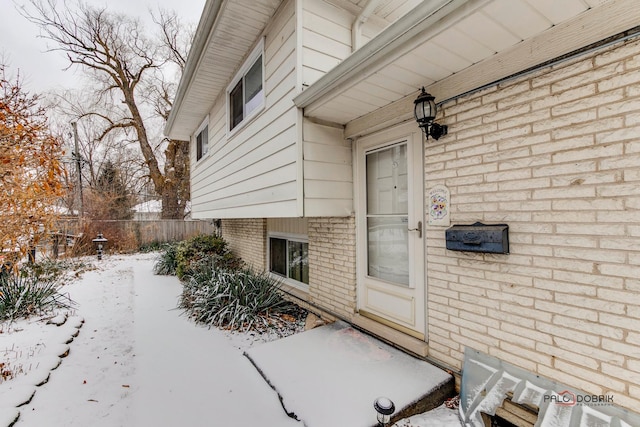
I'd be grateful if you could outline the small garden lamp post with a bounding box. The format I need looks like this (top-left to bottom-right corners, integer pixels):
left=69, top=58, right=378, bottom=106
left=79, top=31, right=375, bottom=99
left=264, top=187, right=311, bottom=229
left=374, top=396, right=395, bottom=426
left=92, top=233, right=108, bottom=260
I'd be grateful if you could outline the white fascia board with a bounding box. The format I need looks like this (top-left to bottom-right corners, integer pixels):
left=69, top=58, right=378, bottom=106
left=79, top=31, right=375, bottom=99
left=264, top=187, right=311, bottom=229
left=164, top=0, right=224, bottom=140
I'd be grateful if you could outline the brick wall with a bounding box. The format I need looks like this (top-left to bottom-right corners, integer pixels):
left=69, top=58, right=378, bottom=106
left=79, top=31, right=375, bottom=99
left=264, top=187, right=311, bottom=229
left=308, top=217, right=357, bottom=320
left=221, top=218, right=266, bottom=270
left=425, top=37, right=640, bottom=411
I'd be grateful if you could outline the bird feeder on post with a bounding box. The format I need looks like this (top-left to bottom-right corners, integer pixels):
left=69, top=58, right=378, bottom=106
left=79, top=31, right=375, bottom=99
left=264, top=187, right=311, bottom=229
left=92, top=233, right=108, bottom=260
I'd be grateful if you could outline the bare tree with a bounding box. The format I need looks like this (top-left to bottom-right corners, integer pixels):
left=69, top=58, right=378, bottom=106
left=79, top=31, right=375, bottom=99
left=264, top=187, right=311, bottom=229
left=22, top=0, right=191, bottom=219
left=46, top=90, right=151, bottom=221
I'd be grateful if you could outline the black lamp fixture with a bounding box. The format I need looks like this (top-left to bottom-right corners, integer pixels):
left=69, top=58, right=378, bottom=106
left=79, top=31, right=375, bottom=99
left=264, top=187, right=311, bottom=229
left=374, top=396, right=395, bottom=426
left=414, top=87, right=448, bottom=140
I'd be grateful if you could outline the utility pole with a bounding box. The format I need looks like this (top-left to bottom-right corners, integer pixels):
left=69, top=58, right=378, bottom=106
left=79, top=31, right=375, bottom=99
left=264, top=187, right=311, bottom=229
left=71, top=122, right=84, bottom=219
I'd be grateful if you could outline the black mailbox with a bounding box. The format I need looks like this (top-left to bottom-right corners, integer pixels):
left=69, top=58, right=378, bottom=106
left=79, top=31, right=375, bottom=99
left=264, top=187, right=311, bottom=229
left=445, top=222, right=509, bottom=254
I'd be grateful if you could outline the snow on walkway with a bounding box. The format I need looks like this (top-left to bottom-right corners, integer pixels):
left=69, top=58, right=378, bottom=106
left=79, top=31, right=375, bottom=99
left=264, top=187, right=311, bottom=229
left=246, top=321, right=453, bottom=427
left=9, top=254, right=300, bottom=427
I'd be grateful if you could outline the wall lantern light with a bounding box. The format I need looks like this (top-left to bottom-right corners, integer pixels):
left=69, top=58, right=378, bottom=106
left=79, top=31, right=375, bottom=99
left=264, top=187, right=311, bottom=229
left=374, top=396, right=395, bottom=426
left=414, top=87, right=448, bottom=140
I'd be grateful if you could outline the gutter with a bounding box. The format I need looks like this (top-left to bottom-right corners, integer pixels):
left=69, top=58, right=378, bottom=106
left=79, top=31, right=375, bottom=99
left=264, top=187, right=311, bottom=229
left=293, top=0, right=477, bottom=110
left=164, top=0, right=224, bottom=138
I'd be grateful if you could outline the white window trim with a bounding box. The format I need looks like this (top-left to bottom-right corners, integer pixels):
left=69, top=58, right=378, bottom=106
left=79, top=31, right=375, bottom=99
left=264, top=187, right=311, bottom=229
left=226, top=38, right=265, bottom=137
left=194, top=116, right=209, bottom=164
left=267, top=231, right=309, bottom=290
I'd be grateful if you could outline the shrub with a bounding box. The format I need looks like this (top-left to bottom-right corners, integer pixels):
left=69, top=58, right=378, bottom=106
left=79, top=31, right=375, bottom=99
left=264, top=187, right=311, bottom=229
left=20, top=258, right=89, bottom=282
left=153, top=242, right=180, bottom=275
left=179, top=262, right=297, bottom=332
left=67, top=220, right=137, bottom=256
left=0, top=271, right=75, bottom=321
left=139, top=241, right=165, bottom=253
left=175, top=234, right=242, bottom=279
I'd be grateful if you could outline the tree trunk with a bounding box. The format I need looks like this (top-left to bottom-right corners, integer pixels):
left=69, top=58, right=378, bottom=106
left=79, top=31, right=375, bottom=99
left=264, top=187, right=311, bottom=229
left=161, top=138, right=190, bottom=219
left=123, top=87, right=189, bottom=219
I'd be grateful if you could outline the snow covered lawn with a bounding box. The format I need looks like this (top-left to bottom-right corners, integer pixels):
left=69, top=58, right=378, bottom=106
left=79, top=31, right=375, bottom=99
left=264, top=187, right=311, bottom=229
left=1, top=253, right=300, bottom=427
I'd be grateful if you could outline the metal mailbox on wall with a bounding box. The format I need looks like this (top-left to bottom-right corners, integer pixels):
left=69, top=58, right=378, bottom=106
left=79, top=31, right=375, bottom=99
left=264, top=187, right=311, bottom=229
left=445, top=222, right=509, bottom=254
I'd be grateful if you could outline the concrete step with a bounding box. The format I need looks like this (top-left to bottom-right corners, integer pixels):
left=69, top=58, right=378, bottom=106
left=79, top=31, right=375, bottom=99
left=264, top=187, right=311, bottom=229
left=245, top=321, right=454, bottom=427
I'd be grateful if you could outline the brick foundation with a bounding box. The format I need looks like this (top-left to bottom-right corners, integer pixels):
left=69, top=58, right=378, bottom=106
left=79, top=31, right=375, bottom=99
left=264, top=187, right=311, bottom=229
left=220, top=218, right=266, bottom=271
left=307, top=216, right=357, bottom=320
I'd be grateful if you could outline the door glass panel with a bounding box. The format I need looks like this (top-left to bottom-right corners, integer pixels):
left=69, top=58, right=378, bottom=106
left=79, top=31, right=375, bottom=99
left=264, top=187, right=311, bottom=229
left=366, top=143, right=409, bottom=286
left=367, top=144, right=408, bottom=215
left=367, top=216, right=409, bottom=285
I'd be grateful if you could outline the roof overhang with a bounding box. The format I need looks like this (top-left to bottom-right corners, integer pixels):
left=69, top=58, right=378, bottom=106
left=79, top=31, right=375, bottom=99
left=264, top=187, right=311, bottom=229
left=165, top=0, right=282, bottom=141
left=294, top=0, right=640, bottom=138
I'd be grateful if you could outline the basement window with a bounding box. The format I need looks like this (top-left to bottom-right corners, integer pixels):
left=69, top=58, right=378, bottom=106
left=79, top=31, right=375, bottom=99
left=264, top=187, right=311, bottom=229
left=269, top=235, right=309, bottom=285
left=228, top=39, right=264, bottom=132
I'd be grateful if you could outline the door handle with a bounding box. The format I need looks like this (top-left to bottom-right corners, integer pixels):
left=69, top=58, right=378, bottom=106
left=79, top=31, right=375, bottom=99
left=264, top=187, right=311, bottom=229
left=408, top=221, right=422, bottom=238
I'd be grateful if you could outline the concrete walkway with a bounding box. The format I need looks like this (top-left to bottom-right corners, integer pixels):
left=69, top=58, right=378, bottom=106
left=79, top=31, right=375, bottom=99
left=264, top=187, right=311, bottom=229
left=15, top=255, right=299, bottom=427
left=129, top=260, right=300, bottom=427
left=11, top=255, right=453, bottom=426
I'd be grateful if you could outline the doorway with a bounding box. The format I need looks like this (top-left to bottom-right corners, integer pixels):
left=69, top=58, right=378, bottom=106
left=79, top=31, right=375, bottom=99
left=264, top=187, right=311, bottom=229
left=356, top=127, right=425, bottom=339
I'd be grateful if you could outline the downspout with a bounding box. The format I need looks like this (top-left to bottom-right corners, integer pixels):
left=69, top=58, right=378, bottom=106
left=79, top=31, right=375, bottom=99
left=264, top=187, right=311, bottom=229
left=351, top=0, right=382, bottom=52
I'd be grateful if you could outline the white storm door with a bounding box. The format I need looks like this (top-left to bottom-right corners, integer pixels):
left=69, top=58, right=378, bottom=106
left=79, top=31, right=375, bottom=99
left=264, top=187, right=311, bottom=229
left=357, top=132, right=425, bottom=339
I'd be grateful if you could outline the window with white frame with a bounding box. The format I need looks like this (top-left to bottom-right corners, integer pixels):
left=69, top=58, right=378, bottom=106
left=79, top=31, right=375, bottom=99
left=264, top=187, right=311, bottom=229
left=269, top=235, right=309, bottom=285
left=195, top=121, right=208, bottom=161
left=228, top=39, right=264, bottom=131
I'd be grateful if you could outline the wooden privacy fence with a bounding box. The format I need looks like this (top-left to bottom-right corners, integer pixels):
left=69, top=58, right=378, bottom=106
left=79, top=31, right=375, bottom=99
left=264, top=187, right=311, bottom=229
left=53, top=219, right=219, bottom=254
left=114, top=220, right=218, bottom=246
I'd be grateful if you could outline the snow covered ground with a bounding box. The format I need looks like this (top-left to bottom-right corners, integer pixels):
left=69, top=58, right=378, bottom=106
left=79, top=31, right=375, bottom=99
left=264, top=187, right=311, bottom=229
left=1, top=253, right=461, bottom=427
left=246, top=321, right=456, bottom=427
left=1, top=253, right=299, bottom=427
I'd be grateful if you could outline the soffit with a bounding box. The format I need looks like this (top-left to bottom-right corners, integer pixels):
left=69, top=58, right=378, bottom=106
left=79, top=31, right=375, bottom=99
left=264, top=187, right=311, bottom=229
left=298, top=0, right=633, bottom=128
left=326, top=0, right=423, bottom=25
left=166, top=0, right=281, bottom=141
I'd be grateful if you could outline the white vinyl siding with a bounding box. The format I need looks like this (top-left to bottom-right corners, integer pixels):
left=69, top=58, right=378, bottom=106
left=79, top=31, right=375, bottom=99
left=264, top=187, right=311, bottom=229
left=303, top=120, right=353, bottom=216
left=190, top=0, right=298, bottom=219
left=190, top=0, right=363, bottom=219
left=301, top=0, right=352, bottom=87
left=300, top=0, right=388, bottom=87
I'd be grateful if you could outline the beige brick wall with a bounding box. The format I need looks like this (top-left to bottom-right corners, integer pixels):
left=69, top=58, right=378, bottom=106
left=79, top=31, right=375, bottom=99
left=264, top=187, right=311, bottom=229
left=220, top=219, right=266, bottom=270
left=426, top=37, right=640, bottom=412
left=308, top=217, right=357, bottom=320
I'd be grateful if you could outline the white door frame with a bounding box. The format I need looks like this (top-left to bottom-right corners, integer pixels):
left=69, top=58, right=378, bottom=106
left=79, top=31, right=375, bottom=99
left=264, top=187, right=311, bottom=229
left=354, top=122, right=426, bottom=340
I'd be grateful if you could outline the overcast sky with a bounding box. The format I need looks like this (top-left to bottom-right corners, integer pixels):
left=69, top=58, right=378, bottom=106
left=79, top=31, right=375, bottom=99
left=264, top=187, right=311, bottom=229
left=0, top=0, right=205, bottom=94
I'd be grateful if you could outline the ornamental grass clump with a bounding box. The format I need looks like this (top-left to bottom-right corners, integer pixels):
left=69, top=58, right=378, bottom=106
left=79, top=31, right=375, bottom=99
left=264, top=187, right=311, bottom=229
left=0, top=272, right=75, bottom=321
left=179, top=260, right=297, bottom=332
left=153, top=242, right=180, bottom=276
